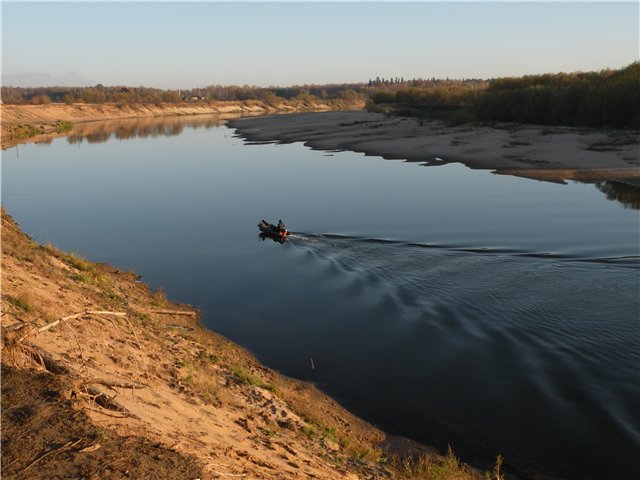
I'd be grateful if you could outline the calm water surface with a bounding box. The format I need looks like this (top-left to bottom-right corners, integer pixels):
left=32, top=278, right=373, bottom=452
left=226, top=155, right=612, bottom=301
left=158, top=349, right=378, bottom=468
left=2, top=116, right=639, bottom=479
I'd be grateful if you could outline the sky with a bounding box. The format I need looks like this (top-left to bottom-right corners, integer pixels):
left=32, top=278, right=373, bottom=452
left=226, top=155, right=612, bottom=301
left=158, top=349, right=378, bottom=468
left=2, top=1, right=639, bottom=88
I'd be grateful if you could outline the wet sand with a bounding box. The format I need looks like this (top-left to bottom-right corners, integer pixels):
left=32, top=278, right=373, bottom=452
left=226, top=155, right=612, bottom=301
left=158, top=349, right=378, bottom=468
left=228, top=111, right=640, bottom=184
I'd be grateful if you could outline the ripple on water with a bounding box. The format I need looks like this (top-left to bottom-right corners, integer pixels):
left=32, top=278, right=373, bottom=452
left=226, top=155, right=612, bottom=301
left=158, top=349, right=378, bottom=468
left=288, top=234, right=639, bottom=479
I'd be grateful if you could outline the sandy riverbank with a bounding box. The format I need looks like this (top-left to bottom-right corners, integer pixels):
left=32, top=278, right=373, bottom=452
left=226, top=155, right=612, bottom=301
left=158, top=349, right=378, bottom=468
left=0, top=100, right=364, bottom=149
left=0, top=209, right=383, bottom=479
left=3, top=210, right=490, bottom=480
left=3, top=113, right=240, bottom=150
left=228, top=111, right=640, bottom=184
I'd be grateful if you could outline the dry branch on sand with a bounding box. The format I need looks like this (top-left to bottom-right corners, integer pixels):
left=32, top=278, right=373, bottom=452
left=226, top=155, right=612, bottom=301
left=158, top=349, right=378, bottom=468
left=20, top=439, right=83, bottom=473
left=147, top=309, right=197, bottom=316
left=84, top=378, right=148, bottom=390
left=17, top=310, right=127, bottom=342
left=3, top=309, right=146, bottom=418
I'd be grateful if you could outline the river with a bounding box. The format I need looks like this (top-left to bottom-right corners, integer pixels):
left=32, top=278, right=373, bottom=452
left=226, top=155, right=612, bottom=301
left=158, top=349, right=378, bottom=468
left=2, top=115, right=638, bottom=479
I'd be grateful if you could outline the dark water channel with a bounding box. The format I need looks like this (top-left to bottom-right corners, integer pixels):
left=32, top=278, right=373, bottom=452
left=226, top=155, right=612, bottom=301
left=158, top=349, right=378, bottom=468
left=2, top=116, right=639, bottom=479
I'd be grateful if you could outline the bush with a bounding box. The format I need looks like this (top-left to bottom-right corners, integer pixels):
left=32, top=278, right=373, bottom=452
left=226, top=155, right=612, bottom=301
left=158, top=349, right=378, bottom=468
left=54, top=121, right=74, bottom=133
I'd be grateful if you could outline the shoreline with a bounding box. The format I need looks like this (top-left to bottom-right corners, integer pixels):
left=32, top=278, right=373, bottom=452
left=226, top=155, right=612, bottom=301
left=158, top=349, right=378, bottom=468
left=0, top=100, right=364, bottom=150
left=1, top=108, right=576, bottom=478
left=2, top=210, right=490, bottom=479
left=228, top=110, right=640, bottom=184
left=0, top=209, right=385, bottom=478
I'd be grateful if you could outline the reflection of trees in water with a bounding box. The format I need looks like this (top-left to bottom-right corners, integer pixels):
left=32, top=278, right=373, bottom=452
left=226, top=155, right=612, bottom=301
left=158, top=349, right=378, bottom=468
left=114, top=123, right=184, bottom=140
left=86, top=132, right=111, bottom=144
left=65, top=116, right=223, bottom=145
left=595, top=182, right=640, bottom=210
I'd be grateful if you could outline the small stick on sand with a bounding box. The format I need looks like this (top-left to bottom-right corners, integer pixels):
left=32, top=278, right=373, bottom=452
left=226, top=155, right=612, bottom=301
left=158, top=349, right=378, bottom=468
left=147, top=309, right=197, bottom=316
left=21, top=438, right=82, bottom=472
left=85, top=379, right=149, bottom=390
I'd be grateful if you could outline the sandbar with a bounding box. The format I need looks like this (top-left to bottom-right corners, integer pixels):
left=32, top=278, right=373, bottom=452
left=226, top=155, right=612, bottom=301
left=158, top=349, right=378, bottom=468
left=229, top=111, right=640, bottom=184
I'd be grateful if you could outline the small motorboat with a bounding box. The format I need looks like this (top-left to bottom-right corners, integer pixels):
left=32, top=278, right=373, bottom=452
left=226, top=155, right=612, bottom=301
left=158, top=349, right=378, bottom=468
left=258, top=219, right=290, bottom=243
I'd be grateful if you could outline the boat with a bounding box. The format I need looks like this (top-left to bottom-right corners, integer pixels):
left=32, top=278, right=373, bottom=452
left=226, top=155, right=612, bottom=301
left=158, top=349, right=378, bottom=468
left=258, top=219, right=290, bottom=243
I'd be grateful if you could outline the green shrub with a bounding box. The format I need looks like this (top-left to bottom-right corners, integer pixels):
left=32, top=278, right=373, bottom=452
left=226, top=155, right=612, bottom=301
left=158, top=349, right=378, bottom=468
left=54, top=121, right=74, bottom=133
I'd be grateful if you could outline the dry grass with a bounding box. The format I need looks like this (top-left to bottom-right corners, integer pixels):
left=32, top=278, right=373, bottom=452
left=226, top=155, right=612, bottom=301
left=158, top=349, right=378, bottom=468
left=179, top=359, right=224, bottom=406
left=61, top=252, right=110, bottom=286
left=3, top=292, right=34, bottom=312
left=386, top=446, right=505, bottom=480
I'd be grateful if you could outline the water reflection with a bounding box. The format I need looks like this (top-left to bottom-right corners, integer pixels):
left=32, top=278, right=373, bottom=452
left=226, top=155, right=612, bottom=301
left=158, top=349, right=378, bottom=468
left=4, top=122, right=639, bottom=480
left=595, top=181, right=640, bottom=210
left=259, top=232, right=287, bottom=244
left=62, top=117, right=640, bottom=213
left=65, top=114, right=233, bottom=145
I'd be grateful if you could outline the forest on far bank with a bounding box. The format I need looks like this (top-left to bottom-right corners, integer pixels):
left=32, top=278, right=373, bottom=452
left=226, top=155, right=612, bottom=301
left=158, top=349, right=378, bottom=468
left=369, top=62, right=639, bottom=128
left=2, top=62, right=638, bottom=128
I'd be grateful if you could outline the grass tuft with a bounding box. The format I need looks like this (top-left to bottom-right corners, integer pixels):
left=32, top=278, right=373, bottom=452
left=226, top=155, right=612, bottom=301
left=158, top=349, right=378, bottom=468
left=197, top=350, right=218, bottom=363
left=151, top=286, right=168, bottom=307
left=232, top=367, right=277, bottom=393
left=179, top=358, right=223, bottom=406
left=63, top=252, right=110, bottom=286
left=386, top=446, right=505, bottom=480
left=302, top=425, right=317, bottom=438
left=484, top=454, right=505, bottom=480
left=65, top=252, right=94, bottom=272
left=4, top=294, right=33, bottom=312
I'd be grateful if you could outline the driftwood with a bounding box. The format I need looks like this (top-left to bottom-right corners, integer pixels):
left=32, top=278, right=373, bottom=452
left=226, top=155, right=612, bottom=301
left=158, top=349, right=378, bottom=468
left=3, top=322, right=34, bottom=332
left=18, top=310, right=127, bottom=342
left=147, top=309, right=197, bottom=317
left=5, top=309, right=144, bottom=418
left=20, top=439, right=83, bottom=473
left=78, top=443, right=101, bottom=453
left=85, top=378, right=148, bottom=390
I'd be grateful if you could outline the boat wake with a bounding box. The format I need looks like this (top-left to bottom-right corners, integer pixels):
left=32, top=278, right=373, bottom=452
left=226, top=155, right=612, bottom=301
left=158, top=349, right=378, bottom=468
left=280, top=229, right=639, bottom=480
left=288, top=232, right=640, bottom=267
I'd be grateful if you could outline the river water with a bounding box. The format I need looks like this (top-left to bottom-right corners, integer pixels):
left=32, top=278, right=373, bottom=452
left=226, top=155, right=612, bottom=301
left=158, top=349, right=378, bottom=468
left=2, top=115, right=638, bottom=479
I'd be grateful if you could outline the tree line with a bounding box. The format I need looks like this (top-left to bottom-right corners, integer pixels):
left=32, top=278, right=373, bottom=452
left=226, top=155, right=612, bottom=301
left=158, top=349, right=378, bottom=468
left=0, top=83, right=367, bottom=106
left=475, top=62, right=639, bottom=127
left=369, top=63, right=639, bottom=128
left=370, top=79, right=488, bottom=106
left=3, top=63, right=638, bottom=128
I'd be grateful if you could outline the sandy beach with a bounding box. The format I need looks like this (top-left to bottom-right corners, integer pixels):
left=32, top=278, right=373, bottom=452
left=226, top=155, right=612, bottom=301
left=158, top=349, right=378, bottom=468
left=228, top=111, right=640, bottom=184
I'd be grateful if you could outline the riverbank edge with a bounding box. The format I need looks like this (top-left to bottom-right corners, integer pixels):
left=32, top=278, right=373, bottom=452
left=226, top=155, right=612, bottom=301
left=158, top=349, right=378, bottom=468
left=0, top=208, right=383, bottom=478
left=1, top=209, right=497, bottom=479
left=0, top=99, right=364, bottom=149
left=227, top=110, right=640, bottom=184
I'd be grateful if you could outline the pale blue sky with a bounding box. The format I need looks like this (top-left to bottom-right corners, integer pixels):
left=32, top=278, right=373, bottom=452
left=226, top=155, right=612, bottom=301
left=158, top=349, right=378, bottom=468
left=2, top=2, right=638, bottom=88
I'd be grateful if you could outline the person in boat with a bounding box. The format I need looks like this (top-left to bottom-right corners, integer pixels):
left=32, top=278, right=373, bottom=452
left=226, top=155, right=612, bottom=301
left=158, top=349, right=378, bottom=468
left=258, top=219, right=289, bottom=237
